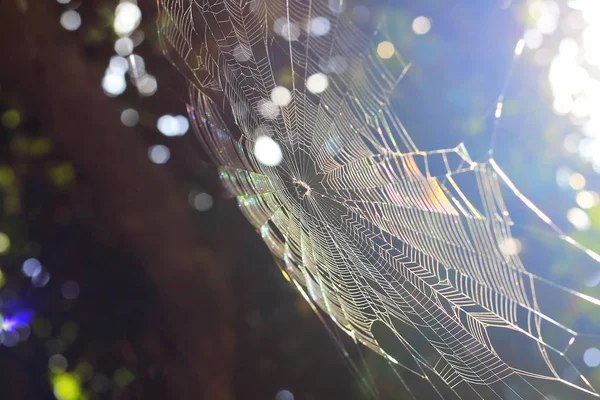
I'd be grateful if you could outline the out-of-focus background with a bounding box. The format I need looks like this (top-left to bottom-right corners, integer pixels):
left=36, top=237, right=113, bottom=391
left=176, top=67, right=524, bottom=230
left=0, top=0, right=599, bottom=399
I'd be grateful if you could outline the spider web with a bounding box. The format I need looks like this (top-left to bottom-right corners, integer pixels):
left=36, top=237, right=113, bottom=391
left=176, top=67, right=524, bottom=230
left=157, top=0, right=600, bottom=398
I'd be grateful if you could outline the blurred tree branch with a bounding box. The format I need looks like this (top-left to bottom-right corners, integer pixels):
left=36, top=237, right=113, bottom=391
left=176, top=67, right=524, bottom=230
left=0, top=0, right=234, bottom=399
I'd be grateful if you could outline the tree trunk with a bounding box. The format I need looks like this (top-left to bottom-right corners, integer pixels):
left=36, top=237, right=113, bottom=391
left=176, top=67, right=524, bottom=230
left=0, top=1, right=234, bottom=398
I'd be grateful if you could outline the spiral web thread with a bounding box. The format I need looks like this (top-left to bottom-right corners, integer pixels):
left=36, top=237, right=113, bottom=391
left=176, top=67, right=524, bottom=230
left=157, top=0, right=600, bottom=398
